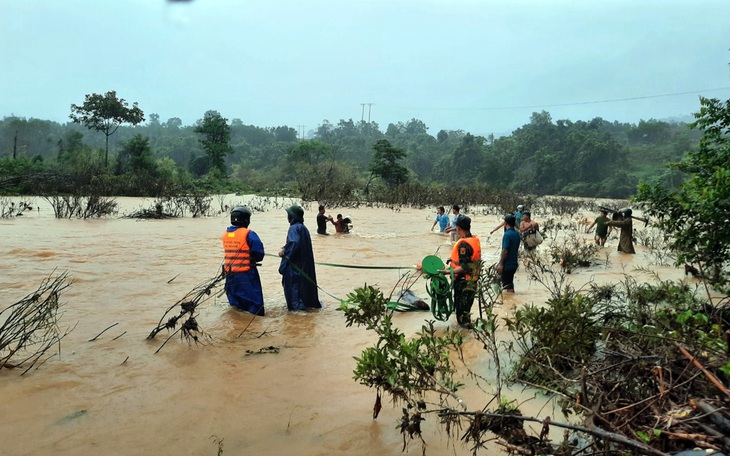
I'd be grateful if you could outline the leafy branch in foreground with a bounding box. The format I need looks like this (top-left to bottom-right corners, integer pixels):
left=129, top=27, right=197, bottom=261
left=338, top=285, right=466, bottom=451
left=504, top=267, right=730, bottom=454
left=0, top=271, right=74, bottom=374
left=636, top=94, right=730, bottom=286
left=340, top=282, right=677, bottom=455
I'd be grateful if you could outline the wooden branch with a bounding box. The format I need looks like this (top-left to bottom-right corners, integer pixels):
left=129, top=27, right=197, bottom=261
left=675, top=342, right=730, bottom=400
left=88, top=322, right=119, bottom=341
left=439, top=410, right=670, bottom=456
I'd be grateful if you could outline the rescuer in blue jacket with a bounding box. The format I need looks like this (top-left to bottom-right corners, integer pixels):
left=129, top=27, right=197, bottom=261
left=222, top=206, right=265, bottom=315
left=278, top=205, right=322, bottom=311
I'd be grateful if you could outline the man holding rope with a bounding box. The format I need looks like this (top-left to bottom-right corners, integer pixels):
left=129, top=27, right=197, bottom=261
left=439, top=215, right=481, bottom=328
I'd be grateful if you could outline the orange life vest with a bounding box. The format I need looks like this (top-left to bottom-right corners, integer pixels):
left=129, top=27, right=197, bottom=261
left=450, top=235, right=481, bottom=280
left=222, top=228, right=252, bottom=273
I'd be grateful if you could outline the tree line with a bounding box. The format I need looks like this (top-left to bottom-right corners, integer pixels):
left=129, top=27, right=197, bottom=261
left=0, top=90, right=703, bottom=199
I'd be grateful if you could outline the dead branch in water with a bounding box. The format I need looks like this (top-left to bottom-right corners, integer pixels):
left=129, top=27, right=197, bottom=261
left=88, top=322, right=119, bottom=341
left=147, top=270, right=226, bottom=352
left=0, top=271, right=74, bottom=374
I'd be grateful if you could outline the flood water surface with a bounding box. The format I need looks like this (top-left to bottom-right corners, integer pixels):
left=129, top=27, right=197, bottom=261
left=0, top=197, right=687, bottom=456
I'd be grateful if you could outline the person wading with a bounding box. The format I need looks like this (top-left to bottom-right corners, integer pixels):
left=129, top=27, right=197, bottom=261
left=278, top=205, right=322, bottom=311
left=222, top=206, right=266, bottom=315
left=438, top=215, right=481, bottom=328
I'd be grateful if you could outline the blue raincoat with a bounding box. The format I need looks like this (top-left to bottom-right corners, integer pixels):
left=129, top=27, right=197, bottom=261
left=224, top=226, right=265, bottom=315
left=279, top=216, right=322, bottom=311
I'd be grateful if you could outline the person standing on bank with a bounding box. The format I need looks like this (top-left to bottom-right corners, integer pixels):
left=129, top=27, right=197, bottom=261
left=438, top=215, right=481, bottom=328
left=431, top=206, right=449, bottom=233
left=222, top=206, right=265, bottom=315
left=605, top=208, right=635, bottom=254
left=445, top=205, right=461, bottom=242
left=279, top=205, right=322, bottom=311
left=316, top=205, right=332, bottom=235
left=497, top=214, right=521, bottom=292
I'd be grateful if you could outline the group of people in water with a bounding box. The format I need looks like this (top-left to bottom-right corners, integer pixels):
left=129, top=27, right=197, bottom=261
left=316, top=205, right=352, bottom=235
left=222, top=204, right=322, bottom=317
left=425, top=203, right=637, bottom=327
left=220, top=201, right=637, bottom=329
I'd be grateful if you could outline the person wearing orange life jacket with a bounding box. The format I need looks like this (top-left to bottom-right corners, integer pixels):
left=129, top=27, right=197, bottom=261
left=438, top=215, right=481, bottom=328
left=222, top=206, right=265, bottom=315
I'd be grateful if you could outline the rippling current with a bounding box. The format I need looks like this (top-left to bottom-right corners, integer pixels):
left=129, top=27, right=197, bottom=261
left=0, top=196, right=686, bottom=456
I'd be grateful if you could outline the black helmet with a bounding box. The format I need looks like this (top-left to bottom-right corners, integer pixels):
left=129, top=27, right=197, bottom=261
left=455, top=215, right=471, bottom=230
left=231, top=206, right=252, bottom=226
left=620, top=207, right=633, bottom=217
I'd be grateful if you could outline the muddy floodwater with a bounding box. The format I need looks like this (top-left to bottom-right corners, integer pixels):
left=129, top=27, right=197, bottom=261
left=0, top=196, right=688, bottom=456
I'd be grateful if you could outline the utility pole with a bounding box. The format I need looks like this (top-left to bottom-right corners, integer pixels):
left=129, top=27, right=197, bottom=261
left=297, top=125, right=306, bottom=141
left=360, top=103, right=366, bottom=122
left=366, top=103, right=374, bottom=123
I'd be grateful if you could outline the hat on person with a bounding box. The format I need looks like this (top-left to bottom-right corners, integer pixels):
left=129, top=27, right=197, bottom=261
left=455, top=215, right=471, bottom=231
left=230, top=206, right=252, bottom=226
left=285, top=205, right=304, bottom=222
left=504, top=214, right=516, bottom=226
left=517, top=204, right=524, bottom=210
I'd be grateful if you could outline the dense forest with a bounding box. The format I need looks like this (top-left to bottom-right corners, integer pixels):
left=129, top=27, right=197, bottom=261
left=0, top=91, right=702, bottom=200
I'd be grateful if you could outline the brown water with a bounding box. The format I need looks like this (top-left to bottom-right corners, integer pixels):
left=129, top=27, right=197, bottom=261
left=0, top=196, right=687, bottom=456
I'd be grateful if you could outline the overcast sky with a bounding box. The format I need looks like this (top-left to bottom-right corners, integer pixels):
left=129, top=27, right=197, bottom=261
left=2, top=0, right=729, bottom=137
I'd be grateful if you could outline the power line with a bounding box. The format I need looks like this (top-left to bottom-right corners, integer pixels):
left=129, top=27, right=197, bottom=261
left=405, top=86, right=730, bottom=112
left=492, top=86, right=730, bottom=110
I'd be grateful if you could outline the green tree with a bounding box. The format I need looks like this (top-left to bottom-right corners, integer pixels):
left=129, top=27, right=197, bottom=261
left=636, top=95, right=730, bottom=283
left=69, top=91, right=145, bottom=168
left=194, top=110, right=233, bottom=176
left=452, top=133, right=484, bottom=183
left=116, top=134, right=157, bottom=176
left=369, top=139, right=408, bottom=186
left=286, top=140, right=333, bottom=200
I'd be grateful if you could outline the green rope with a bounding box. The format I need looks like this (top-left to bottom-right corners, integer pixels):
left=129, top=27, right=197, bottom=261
left=423, top=269, right=454, bottom=321
left=264, top=253, right=448, bottom=319
left=264, top=253, right=415, bottom=271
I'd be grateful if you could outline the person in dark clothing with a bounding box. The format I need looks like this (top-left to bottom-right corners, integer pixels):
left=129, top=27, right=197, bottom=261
left=606, top=208, right=635, bottom=254
left=497, top=214, right=521, bottom=292
left=222, top=206, right=265, bottom=315
left=438, top=215, right=481, bottom=328
left=278, top=205, right=322, bottom=311
left=316, top=204, right=332, bottom=235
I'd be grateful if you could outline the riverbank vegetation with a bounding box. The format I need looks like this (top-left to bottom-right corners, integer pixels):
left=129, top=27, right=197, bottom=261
left=0, top=90, right=702, bottom=203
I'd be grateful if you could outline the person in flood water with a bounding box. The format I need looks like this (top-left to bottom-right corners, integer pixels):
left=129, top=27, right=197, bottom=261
left=333, top=214, right=351, bottom=233
left=497, top=214, right=521, bottom=292
left=222, top=206, right=266, bottom=315
left=316, top=204, right=333, bottom=235
left=606, top=208, right=636, bottom=254
left=278, top=205, right=322, bottom=311
left=438, top=215, right=481, bottom=328
left=586, top=209, right=612, bottom=247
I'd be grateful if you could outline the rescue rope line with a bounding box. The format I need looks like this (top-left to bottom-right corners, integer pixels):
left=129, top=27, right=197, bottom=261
left=264, top=253, right=416, bottom=270
left=263, top=253, right=449, bottom=320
